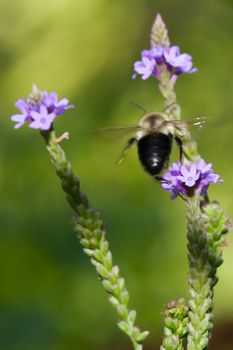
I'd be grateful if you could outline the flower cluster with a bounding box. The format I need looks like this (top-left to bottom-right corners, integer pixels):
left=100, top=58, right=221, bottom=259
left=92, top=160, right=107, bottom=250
left=161, top=159, right=223, bottom=199
left=133, top=45, right=197, bottom=80
left=11, top=85, right=74, bottom=130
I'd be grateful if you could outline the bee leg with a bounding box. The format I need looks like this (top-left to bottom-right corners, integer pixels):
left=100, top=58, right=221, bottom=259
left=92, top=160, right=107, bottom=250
left=117, top=137, right=137, bottom=165
left=155, top=175, right=163, bottom=182
left=175, top=136, right=183, bottom=161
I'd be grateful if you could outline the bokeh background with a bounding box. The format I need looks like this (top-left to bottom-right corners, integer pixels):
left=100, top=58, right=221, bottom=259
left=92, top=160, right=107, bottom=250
left=0, top=0, right=233, bottom=349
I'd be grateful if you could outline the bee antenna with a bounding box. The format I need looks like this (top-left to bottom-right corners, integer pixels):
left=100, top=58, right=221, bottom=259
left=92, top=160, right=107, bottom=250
left=129, top=100, right=147, bottom=113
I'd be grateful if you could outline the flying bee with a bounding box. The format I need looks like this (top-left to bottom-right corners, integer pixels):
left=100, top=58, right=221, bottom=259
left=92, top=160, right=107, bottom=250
left=97, top=109, right=205, bottom=180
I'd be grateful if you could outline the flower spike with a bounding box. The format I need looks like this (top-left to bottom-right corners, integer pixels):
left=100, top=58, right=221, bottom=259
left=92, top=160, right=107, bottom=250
left=11, top=85, right=74, bottom=130
left=161, top=159, right=223, bottom=199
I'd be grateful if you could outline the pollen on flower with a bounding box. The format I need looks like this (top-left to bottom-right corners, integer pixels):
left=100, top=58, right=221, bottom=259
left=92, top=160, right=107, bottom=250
left=161, top=159, right=223, bottom=199
left=11, top=84, right=74, bottom=130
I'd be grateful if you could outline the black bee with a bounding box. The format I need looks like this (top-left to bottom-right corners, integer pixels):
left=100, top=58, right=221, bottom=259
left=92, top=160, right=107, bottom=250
left=98, top=110, right=204, bottom=180
left=116, top=112, right=188, bottom=180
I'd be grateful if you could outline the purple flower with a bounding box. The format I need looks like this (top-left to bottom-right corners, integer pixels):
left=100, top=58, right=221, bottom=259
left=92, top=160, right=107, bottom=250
left=142, top=46, right=164, bottom=62
left=195, top=159, right=223, bottom=196
left=133, top=43, right=197, bottom=80
left=177, top=164, right=200, bottom=187
left=133, top=45, right=165, bottom=80
left=11, top=99, right=32, bottom=129
left=134, top=56, right=157, bottom=80
left=163, top=45, right=197, bottom=75
left=161, top=159, right=223, bottom=199
left=42, top=92, right=74, bottom=115
left=11, top=84, right=74, bottom=130
left=29, top=105, right=56, bottom=131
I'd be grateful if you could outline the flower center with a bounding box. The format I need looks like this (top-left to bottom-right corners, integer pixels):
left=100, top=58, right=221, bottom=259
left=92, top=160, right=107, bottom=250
left=40, top=117, right=47, bottom=124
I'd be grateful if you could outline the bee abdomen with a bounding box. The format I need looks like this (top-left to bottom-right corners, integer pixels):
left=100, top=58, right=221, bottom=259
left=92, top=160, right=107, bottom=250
left=137, top=133, right=172, bottom=177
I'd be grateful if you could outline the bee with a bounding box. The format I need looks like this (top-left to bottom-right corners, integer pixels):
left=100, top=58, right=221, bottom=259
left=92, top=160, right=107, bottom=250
left=98, top=108, right=204, bottom=180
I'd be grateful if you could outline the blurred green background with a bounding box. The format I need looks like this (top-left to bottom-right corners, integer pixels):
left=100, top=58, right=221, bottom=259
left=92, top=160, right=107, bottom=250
left=0, top=0, right=233, bottom=349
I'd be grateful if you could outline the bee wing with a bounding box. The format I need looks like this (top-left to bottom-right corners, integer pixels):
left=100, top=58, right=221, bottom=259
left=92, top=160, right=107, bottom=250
left=184, top=116, right=215, bottom=129
left=163, top=116, right=218, bottom=142
left=164, top=116, right=213, bottom=131
left=117, top=137, right=137, bottom=166
left=91, top=125, right=143, bottom=167
left=93, top=125, right=143, bottom=142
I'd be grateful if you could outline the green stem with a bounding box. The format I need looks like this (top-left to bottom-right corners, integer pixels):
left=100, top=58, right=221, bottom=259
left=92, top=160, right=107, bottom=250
left=186, top=197, right=214, bottom=350
left=159, top=70, right=180, bottom=120
left=157, top=49, right=228, bottom=350
left=151, top=13, right=230, bottom=350
left=41, top=129, right=149, bottom=350
left=160, top=298, right=188, bottom=350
